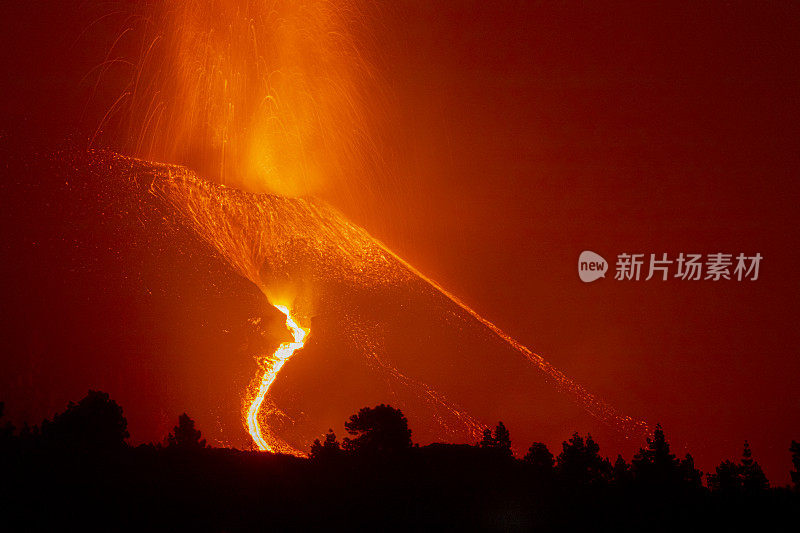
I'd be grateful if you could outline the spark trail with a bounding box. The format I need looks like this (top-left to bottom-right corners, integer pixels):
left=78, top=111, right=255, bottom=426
left=375, top=246, right=649, bottom=438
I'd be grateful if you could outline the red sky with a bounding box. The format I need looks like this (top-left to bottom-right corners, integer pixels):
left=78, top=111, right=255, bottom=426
left=1, top=1, right=799, bottom=482
left=347, top=1, right=800, bottom=483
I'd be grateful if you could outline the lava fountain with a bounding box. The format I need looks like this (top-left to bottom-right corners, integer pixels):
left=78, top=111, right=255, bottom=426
left=98, top=0, right=384, bottom=199
left=93, top=0, right=397, bottom=450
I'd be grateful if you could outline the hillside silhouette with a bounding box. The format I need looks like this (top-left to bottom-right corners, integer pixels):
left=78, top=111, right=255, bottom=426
left=1, top=391, right=798, bottom=531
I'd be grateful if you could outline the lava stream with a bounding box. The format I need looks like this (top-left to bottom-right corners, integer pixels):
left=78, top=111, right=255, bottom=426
left=246, top=304, right=309, bottom=452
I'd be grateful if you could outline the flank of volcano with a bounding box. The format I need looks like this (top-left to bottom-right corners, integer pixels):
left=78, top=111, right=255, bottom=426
left=74, top=151, right=647, bottom=454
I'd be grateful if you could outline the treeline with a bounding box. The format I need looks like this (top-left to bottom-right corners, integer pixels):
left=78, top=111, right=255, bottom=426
left=312, top=405, right=791, bottom=493
left=1, top=391, right=799, bottom=531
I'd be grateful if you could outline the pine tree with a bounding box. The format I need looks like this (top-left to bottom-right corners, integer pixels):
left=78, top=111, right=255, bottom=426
left=493, top=422, right=512, bottom=457
left=708, top=441, right=769, bottom=493
left=557, top=433, right=611, bottom=487
left=612, top=454, right=632, bottom=486
left=0, top=402, right=15, bottom=451
left=631, top=424, right=682, bottom=488
left=166, top=413, right=206, bottom=450
left=708, top=459, right=741, bottom=493
left=740, top=441, right=769, bottom=492
left=40, top=390, right=129, bottom=451
left=478, top=422, right=512, bottom=458
left=524, top=442, right=554, bottom=472
left=342, top=404, right=412, bottom=454
left=479, top=428, right=495, bottom=448
left=679, top=453, right=703, bottom=489
left=310, top=429, right=341, bottom=460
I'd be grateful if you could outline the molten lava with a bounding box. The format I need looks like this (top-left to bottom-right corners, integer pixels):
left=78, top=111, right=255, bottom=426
left=246, top=304, right=309, bottom=453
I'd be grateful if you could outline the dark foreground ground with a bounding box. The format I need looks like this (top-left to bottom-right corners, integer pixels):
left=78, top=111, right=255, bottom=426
left=1, top=444, right=798, bottom=532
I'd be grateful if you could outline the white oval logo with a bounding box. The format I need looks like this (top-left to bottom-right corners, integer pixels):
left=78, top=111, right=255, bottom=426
left=578, top=251, right=608, bottom=282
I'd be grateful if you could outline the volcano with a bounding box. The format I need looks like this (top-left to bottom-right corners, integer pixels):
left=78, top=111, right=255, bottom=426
left=0, top=146, right=646, bottom=456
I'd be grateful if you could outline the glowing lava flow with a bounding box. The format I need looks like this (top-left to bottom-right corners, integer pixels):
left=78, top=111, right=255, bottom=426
left=246, top=305, right=309, bottom=452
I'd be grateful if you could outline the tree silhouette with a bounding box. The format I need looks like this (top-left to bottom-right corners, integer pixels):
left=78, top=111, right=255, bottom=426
left=0, top=402, right=13, bottom=434
left=631, top=424, right=677, bottom=483
left=494, top=422, right=512, bottom=454
left=611, top=454, right=633, bottom=487
left=523, top=442, right=554, bottom=479
left=708, top=460, right=742, bottom=493
left=310, top=429, right=341, bottom=461
left=631, top=424, right=701, bottom=490
left=791, top=440, right=800, bottom=490
left=40, top=390, right=128, bottom=451
left=740, top=441, right=769, bottom=493
left=479, top=428, right=494, bottom=448
left=166, top=413, right=206, bottom=450
left=709, top=441, right=769, bottom=493
left=342, top=404, right=412, bottom=454
left=556, top=433, right=611, bottom=487
left=17, top=421, right=36, bottom=444
left=679, top=453, right=703, bottom=489
left=479, top=421, right=513, bottom=457
left=3, top=387, right=800, bottom=531
left=524, top=442, right=554, bottom=468
left=0, top=402, right=15, bottom=452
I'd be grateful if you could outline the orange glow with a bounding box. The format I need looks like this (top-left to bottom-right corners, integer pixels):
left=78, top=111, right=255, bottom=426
left=113, top=0, right=382, bottom=198
left=245, top=304, right=309, bottom=453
